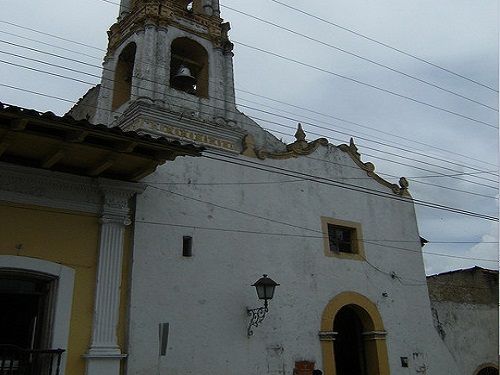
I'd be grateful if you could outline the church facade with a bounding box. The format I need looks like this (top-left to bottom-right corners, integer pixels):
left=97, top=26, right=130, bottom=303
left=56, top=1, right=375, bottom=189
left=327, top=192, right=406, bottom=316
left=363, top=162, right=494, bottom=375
left=8, top=0, right=477, bottom=374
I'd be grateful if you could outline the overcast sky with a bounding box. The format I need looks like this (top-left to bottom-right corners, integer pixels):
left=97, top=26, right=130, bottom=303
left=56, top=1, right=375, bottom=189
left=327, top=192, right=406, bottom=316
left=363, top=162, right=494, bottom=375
left=0, top=0, right=498, bottom=275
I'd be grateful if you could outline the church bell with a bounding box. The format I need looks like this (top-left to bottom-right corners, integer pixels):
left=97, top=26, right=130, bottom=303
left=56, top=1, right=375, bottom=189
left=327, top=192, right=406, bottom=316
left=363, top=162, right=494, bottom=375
left=172, top=65, right=197, bottom=93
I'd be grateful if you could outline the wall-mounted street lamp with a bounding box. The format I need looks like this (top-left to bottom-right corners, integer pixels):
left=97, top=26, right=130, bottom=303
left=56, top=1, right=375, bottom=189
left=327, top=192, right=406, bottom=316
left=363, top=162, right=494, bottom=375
left=247, top=274, right=279, bottom=337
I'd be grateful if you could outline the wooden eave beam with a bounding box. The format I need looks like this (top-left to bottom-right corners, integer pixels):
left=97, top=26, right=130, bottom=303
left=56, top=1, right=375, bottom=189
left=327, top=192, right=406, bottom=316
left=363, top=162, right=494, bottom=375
left=41, top=147, right=67, bottom=169
left=129, top=160, right=163, bottom=181
left=65, top=130, right=89, bottom=143
left=10, top=118, right=28, bottom=131
left=114, top=141, right=138, bottom=153
left=0, top=131, right=17, bottom=158
left=88, top=154, right=118, bottom=177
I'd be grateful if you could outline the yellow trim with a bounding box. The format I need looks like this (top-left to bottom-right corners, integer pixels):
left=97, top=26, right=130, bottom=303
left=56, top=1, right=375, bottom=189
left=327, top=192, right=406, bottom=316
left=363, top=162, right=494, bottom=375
left=320, top=292, right=390, bottom=375
left=320, top=217, right=365, bottom=261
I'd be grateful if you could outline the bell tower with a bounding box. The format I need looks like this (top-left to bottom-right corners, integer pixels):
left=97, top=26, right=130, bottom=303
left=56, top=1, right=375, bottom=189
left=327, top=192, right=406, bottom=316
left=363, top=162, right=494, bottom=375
left=94, top=0, right=238, bottom=132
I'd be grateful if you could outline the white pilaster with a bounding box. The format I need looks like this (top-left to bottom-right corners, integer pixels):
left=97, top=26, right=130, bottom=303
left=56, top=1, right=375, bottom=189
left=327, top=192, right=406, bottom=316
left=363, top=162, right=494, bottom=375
left=135, top=25, right=156, bottom=103
left=95, top=56, right=116, bottom=126
left=155, top=26, right=169, bottom=106
left=85, top=181, right=144, bottom=375
left=119, top=0, right=132, bottom=19
left=223, top=47, right=236, bottom=125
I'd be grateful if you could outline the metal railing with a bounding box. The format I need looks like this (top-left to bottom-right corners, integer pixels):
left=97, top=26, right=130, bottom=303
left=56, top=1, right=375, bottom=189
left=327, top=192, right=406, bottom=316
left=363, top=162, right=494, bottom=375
left=0, top=345, right=64, bottom=375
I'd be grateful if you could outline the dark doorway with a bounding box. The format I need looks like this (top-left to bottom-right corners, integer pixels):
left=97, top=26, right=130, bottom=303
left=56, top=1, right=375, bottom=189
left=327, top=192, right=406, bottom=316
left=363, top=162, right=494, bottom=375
left=0, top=275, right=52, bottom=349
left=478, top=368, right=499, bottom=375
left=334, top=306, right=367, bottom=375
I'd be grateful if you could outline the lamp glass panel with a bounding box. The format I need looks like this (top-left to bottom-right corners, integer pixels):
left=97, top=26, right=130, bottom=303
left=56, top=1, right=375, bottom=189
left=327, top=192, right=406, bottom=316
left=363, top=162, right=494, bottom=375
left=256, top=284, right=266, bottom=299
left=265, top=285, right=275, bottom=299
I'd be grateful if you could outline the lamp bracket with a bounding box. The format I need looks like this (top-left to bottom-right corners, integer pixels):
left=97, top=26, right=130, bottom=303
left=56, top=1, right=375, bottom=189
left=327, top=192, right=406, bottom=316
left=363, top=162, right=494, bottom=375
left=246, top=306, right=268, bottom=337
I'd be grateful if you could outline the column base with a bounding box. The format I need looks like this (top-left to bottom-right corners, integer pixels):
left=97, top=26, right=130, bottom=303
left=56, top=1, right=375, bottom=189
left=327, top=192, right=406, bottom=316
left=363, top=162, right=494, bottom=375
left=84, top=347, right=127, bottom=375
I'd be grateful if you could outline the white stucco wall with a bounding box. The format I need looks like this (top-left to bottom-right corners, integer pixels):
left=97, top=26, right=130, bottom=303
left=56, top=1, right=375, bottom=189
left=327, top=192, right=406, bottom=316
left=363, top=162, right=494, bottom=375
left=431, top=301, right=498, bottom=375
left=125, top=144, right=460, bottom=375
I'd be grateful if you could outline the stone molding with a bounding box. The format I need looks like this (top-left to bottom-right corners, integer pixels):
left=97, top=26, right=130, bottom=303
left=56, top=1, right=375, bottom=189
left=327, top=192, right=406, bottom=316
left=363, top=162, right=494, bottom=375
left=256, top=124, right=328, bottom=160
left=107, top=2, right=228, bottom=55
left=0, top=162, right=101, bottom=213
left=339, top=138, right=410, bottom=197
left=117, top=102, right=245, bottom=153
left=0, top=163, right=145, bottom=215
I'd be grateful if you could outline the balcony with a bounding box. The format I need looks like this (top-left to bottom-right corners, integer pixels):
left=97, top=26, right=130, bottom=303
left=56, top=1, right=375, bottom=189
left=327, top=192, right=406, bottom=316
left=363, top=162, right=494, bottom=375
left=0, top=345, right=64, bottom=375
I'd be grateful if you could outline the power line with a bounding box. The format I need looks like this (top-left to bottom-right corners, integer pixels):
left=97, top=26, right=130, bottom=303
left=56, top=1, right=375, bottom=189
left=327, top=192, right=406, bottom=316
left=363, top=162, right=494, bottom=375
left=7, top=4, right=496, bottom=128
left=236, top=88, right=498, bottom=169
left=2, top=88, right=497, bottom=221
left=1, top=57, right=496, bottom=193
left=2, top=32, right=497, bottom=175
left=263, top=128, right=498, bottom=199
left=0, top=20, right=106, bottom=52
left=0, top=30, right=103, bottom=61
left=1, top=196, right=495, bottom=265
left=150, top=185, right=498, bottom=245
left=0, top=51, right=100, bottom=80
left=1, top=201, right=496, bottom=286
left=268, top=0, right=499, bottom=93
left=234, top=40, right=497, bottom=129
left=1, top=53, right=496, bottom=197
left=221, top=4, right=497, bottom=112
left=1, top=39, right=496, bottom=189
left=147, top=175, right=498, bottom=200
left=97, top=0, right=499, bottom=96
left=203, top=151, right=498, bottom=221
left=240, top=105, right=499, bottom=188
left=1, top=32, right=494, bottom=174
left=237, top=96, right=499, bottom=179
left=133, top=219, right=497, bottom=264
left=251, top=117, right=498, bottom=191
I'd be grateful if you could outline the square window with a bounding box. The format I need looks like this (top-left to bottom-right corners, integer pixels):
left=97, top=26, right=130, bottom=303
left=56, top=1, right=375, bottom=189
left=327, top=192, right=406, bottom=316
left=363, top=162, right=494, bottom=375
left=327, top=224, right=355, bottom=253
left=321, top=217, right=365, bottom=260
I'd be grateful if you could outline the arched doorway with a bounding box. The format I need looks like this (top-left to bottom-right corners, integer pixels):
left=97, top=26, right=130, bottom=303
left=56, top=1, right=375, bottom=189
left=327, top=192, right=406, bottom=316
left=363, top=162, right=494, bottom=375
left=475, top=365, right=499, bottom=375
left=319, top=292, right=389, bottom=375
left=333, top=305, right=367, bottom=375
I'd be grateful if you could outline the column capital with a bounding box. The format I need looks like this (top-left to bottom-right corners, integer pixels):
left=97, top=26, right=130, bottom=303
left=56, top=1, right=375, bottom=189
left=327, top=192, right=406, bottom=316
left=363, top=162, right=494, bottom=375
left=362, top=331, right=388, bottom=341
left=318, top=331, right=338, bottom=341
left=98, top=179, right=145, bottom=218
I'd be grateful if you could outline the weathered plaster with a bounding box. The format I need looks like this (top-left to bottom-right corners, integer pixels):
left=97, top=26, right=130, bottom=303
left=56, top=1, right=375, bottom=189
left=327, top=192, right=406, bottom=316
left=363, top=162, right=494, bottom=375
left=125, top=144, right=460, bottom=375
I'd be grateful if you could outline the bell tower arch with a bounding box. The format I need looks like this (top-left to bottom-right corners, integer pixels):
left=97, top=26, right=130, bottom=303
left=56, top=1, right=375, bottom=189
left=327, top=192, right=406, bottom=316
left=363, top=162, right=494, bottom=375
left=94, top=0, right=236, bottom=127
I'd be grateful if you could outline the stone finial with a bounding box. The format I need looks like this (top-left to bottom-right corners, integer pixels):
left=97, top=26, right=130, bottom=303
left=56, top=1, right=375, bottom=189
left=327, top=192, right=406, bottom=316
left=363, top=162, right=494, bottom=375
left=349, top=137, right=361, bottom=158
left=295, top=123, right=306, bottom=142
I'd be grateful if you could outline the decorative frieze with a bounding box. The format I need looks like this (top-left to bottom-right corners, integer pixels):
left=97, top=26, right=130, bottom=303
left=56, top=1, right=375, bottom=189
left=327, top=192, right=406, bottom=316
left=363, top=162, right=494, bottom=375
left=0, top=162, right=101, bottom=213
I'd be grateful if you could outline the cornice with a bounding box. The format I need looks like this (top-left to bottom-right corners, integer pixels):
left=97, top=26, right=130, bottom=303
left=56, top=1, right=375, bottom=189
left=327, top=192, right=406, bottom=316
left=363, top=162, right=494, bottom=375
left=107, top=3, right=227, bottom=55
left=117, top=101, right=245, bottom=153
left=339, top=138, right=410, bottom=197
left=0, top=162, right=144, bottom=214
left=245, top=125, right=410, bottom=198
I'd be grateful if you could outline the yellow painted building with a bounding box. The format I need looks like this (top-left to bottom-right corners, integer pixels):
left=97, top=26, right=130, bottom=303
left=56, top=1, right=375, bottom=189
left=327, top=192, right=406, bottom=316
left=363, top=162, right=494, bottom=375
left=0, top=103, right=201, bottom=375
left=0, top=204, right=100, bottom=375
